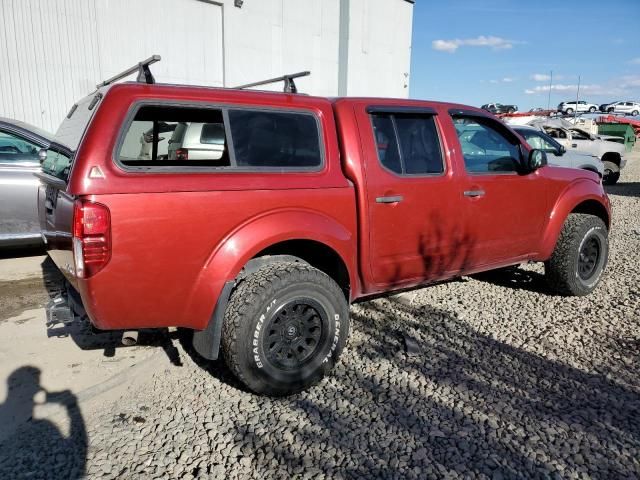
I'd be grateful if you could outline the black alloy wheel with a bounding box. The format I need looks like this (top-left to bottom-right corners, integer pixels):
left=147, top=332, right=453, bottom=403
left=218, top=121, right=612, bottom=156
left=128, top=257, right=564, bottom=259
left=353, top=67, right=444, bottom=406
left=263, top=299, right=325, bottom=371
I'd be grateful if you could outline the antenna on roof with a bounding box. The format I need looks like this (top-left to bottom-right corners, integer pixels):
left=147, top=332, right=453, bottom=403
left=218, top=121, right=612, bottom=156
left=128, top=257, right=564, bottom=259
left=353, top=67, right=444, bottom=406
left=95, top=55, right=161, bottom=89
left=234, top=71, right=310, bottom=93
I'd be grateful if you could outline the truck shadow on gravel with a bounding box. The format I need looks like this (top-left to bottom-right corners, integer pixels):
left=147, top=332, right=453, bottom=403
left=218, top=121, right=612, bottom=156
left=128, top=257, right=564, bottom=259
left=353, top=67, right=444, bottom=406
left=470, top=266, right=557, bottom=296
left=605, top=181, right=640, bottom=198
left=229, top=298, right=639, bottom=478
left=41, top=258, right=183, bottom=366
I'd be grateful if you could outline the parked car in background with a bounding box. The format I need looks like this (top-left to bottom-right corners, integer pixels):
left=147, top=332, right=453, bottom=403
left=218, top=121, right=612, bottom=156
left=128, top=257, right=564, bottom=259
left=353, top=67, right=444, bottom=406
left=481, top=103, right=518, bottom=114
left=512, top=126, right=604, bottom=177
left=557, top=101, right=598, bottom=114
left=168, top=122, right=226, bottom=161
left=543, top=126, right=626, bottom=184
left=603, top=101, right=640, bottom=116
left=0, top=117, right=52, bottom=247
left=599, top=102, right=615, bottom=113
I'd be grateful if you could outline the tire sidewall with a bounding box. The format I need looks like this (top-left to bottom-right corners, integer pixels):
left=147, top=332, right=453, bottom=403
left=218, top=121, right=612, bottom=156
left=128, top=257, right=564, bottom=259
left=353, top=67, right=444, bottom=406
left=235, top=277, right=349, bottom=394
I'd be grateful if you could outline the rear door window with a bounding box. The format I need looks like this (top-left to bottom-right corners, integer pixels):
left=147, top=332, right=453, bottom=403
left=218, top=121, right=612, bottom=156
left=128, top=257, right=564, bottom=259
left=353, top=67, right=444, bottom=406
left=370, top=113, right=444, bottom=175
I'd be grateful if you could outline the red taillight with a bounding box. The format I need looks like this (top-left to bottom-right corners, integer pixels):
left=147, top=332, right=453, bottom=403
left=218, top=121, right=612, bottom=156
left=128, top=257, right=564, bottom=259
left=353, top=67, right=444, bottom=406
left=175, top=148, right=188, bottom=161
left=72, top=200, right=111, bottom=278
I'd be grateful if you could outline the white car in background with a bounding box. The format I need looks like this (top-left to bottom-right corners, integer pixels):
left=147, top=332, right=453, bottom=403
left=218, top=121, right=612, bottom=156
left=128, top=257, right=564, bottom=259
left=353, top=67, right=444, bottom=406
left=557, top=100, right=599, bottom=114
left=604, top=101, right=640, bottom=116
left=512, top=126, right=604, bottom=177
left=542, top=126, right=626, bottom=184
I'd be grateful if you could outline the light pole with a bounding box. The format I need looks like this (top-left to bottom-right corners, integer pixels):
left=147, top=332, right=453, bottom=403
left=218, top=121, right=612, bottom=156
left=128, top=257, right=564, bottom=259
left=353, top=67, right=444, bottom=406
left=547, top=70, right=553, bottom=111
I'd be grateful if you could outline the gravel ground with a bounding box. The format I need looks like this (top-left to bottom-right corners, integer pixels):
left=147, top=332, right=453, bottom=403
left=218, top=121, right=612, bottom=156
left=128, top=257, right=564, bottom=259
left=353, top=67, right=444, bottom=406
left=1, top=158, right=638, bottom=479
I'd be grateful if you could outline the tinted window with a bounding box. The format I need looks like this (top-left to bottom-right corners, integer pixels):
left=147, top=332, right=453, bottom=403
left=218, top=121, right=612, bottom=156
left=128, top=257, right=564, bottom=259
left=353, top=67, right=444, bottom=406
left=200, top=123, right=225, bottom=145
left=0, top=131, right=40, bottom=163
left=371, top=114, right=401, bottom=173
left=371, top=113, right=444, bottom=175
left=117, top=106, right=229, bottom=167
left=453, top=116, right=520, bottom=173
left=228, top=110, right=321, bottom=168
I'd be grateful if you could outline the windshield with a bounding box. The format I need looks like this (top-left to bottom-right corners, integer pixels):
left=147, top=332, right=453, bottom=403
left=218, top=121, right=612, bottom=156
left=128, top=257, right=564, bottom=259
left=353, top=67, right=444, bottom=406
left=41, top=89, right=105, bottom=182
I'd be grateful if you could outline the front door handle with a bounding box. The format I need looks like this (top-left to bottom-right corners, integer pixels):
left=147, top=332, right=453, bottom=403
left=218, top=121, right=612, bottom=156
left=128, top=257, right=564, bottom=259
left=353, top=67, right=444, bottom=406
left=376, top=195, right=403, bottom=204
left=463, top=189, right=485, bottom=198
left=571, top=143, right=578, bottom=148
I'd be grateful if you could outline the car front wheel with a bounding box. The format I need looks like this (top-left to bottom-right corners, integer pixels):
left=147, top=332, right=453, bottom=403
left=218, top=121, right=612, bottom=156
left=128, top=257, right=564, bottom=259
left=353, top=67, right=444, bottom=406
left=602, top=161, right=620, bottom=185
left=221, top=261, right=350, bottom=396
left=545, top=213, right=608, bottom=296
left=632, top=110, right=639, bottom=116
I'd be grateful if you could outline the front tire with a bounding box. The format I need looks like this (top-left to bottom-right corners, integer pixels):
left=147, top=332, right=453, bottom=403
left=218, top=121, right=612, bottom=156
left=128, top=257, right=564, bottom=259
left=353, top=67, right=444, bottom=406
left=632, top=110, right=639, bottom=116
left=589, top=106, right=596, bottom=113
left=545, top=214, right=608, bottom=296
left=221, top=261, right=350, bottom=396
left=603, top=161, right=620, bottom=185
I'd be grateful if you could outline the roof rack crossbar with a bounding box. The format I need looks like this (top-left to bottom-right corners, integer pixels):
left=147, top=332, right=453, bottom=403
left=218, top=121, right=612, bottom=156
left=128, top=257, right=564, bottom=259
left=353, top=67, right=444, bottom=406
left=234, top=71, right=310, bottom=93
left=96, top=54, right=161, bottom=89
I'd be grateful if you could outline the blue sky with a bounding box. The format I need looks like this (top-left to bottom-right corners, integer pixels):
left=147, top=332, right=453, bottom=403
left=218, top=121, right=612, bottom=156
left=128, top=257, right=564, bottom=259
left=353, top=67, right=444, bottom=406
left=409, top=0, right=640, bottom=110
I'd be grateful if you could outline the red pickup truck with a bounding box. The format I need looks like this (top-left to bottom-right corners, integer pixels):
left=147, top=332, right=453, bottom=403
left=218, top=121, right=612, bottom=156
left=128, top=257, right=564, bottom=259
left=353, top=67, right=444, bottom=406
left=38, top=65, right=610, bottom=396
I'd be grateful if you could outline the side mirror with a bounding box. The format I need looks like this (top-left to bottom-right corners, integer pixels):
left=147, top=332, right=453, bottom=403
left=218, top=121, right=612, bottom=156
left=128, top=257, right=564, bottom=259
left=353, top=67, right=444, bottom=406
left=558, top=145, right=566, bottom=156
left=38, top=148, right=48, bottom=164
left=527, top=149, right=547, bottom=172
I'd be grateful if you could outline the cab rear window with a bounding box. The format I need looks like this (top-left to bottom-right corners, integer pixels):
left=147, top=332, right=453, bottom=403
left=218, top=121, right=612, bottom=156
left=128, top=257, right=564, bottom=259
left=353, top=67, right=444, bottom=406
left=116, top=104, right=323, bottom=170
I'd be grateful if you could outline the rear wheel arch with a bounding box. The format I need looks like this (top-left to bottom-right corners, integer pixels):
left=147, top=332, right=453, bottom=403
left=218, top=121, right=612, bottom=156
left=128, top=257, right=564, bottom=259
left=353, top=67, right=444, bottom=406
left=250, top=239, right=352, bottom=300
left=186, top=210, right=356, bottom=331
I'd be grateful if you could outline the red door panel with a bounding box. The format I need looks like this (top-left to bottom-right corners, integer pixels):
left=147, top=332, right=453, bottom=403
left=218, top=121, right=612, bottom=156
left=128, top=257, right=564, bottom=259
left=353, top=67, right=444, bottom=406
left=355, top=106, right=470, bottom=288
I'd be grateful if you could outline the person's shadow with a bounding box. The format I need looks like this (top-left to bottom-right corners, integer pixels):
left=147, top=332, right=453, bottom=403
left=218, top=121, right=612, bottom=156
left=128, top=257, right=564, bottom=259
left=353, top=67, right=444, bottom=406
left=0, top=366, right=87, bottom=479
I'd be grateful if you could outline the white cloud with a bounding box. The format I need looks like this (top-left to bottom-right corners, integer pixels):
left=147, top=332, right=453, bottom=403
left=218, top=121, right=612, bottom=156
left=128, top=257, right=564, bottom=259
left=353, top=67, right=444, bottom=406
left=489, top=77, right=515, bottom=84
left=532, top=73, right=551, bottom=82
left=432, top=36, right=520, bottom=53
left=629, top=57, right=640, bottom=65
left=531, top=73, right=565, bottom=82
left=524, top=84, right=602, bottom=94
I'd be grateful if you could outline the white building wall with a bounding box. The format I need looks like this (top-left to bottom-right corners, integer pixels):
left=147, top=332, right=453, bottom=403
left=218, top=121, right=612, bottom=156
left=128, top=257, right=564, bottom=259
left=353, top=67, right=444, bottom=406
left=0, top=0, right=413, bottom=133
left=345, top=0, right=414, bottom=98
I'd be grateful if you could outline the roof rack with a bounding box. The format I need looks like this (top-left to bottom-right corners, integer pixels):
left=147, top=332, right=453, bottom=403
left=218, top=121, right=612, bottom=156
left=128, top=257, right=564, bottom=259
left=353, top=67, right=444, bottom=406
left=234, top=71, right=310, bottom=93
left=95, top=54, right=161, bottom=89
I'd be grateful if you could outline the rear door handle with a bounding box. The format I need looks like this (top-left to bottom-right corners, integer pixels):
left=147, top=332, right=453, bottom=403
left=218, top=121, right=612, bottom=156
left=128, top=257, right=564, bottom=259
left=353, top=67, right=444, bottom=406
left=376, top=195, right=403, bottom=204
left=463, top=190, right=485, bottom=198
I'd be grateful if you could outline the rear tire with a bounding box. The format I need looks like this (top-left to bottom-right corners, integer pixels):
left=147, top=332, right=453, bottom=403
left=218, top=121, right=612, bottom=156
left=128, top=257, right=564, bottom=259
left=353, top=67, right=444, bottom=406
left=545, top=214, right=608, bottom=296
left=632, top=110, right=639, bottom=116
left=602, top=161, right=620, bottom=185
left=221, top=261, right=350, bottom=396
left=566, top=108, right=574, bottom=115
left=589, top=106, right=596, bottom=113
